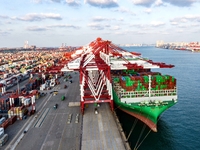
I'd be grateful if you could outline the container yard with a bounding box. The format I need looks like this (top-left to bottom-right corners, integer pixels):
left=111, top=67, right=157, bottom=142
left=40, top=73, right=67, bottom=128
left=0, top=46, right=129, bottom=150
left=0, top=47, right=73, bottom=148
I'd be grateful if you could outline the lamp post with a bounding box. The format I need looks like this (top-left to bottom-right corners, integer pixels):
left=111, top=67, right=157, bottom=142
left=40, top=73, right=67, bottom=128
left=17, top=77, right=20, bottom=94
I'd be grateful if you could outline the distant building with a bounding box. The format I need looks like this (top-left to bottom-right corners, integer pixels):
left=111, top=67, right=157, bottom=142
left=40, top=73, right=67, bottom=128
left=24, top=41, right=29, bottom=49
left=156, top=40, right=164, bottom=47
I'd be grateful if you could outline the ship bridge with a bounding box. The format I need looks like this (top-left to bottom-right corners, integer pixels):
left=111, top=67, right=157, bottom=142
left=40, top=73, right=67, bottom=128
left=61, top=37, right=174, bottom=113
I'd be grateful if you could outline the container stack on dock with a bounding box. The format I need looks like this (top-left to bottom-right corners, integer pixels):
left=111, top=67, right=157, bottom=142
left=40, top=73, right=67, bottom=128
left=0, top=96, right=10, bottom=113
left=25, top=77, right=43, bottom=91
left=0, top=119, right=9, bottom=129
left=0, top=48, right=73, bottom=80
left=8, top=106, right=27, bottom=120
left=7, top=115, right=17, bottom=125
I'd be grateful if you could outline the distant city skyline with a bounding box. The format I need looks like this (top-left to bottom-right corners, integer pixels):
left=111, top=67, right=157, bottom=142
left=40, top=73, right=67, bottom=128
left=0, top=0, right=200, bottom=47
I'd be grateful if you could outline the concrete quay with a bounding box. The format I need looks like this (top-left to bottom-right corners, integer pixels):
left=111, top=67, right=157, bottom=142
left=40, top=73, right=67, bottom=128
left=82, top=103, right=127, bottom=150
left=3, top=72, right=130, bottom=150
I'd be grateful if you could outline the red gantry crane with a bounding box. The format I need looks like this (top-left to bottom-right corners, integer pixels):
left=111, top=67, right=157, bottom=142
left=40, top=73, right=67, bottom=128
left=62, top=38, right=114, bottom=113
left=61, top=37, right=174, bottom=114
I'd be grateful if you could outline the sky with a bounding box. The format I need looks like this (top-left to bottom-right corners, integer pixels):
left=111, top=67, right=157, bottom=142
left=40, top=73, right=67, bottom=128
left=0, top=0, right=200, bottom=47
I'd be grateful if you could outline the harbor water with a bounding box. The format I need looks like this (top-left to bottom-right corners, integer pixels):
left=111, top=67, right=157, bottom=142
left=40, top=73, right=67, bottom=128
left=116, top=47, right=200, bottom=150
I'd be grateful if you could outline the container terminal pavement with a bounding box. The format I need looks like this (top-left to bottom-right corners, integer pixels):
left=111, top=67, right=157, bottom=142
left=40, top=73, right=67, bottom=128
left=3, top=72, right=128, bottom=150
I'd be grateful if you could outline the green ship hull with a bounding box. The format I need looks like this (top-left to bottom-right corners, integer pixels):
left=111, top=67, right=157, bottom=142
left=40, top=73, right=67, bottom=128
left=113, top=89, right=177, bottom=132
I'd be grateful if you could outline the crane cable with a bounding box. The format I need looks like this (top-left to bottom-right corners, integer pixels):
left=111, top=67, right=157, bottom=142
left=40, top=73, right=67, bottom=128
left=114, top=105, right=121, bottom=111
left=135, top=114, right=163, bottom=150
left=133, top=108, right=152, bottom=150
left=135, top=129, right=151, bottom=150
left=127, top=118, right=138, bottom=141
left=133, top=123, right=146, bottom=150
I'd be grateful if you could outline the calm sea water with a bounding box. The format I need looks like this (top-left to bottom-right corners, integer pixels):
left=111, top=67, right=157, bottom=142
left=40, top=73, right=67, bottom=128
left=116, top=47, right=200, bottom=150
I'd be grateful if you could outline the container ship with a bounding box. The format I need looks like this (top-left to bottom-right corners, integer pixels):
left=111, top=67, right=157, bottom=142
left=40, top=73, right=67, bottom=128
left=61, top=38, right=178, bottom=132
left=109, top=48, right=177, bottom=132
left=111, top=69, right=177, bottom=132
left=111, top=56, right=177, bottom=132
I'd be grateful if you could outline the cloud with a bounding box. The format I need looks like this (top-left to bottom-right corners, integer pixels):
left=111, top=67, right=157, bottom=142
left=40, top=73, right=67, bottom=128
left=0, top=31, right=10, bottom=36
left=26, top=26, right=48, bottom=31
left=0, top=15, right=9, bottom=19
left=170, top=15, right=200, bottom=23
left=132, top=0, right=155, bottom=7
left=130, top=24, right=144, bottom=28
left=177, top=24, right=189, bottom=28
left=137, top=30, right=148, bottom=34
left=51, top=0, right=62, bottom=2
left=155, top=0, right=163, bottom=6
left=150, top=21, right=165, bottom=27
left=88, top=23, right=104, bottom=30
left=92, top=16, right=110, bottom=22
left=84, top=0, right=119, bottom=8
left=91, top=16, right=125, bottom=23
left=14, top=13, right=62, bottom=21
left=66, top=0, right=81, bottom=6
left=114, top=7, right=136, bottom=15
left=47, top=24, right=80, bottom=29
left=7, top=28, right=13, bottom=32
left=170, top=22, right=178, bottom=25
left=163, top=0, right=197, bottom=7
left=105, top=24, right=111, bottom=28
left=111, top=26, right=120, bottom=30
left=118, top=18, right=124, bottom=22
left=27, top=24, right=80, bottom=31
left=177, top=29, right=183, bottom=33
left=31, top=0, right=62, bottom=3
left=6, top=21, right=12, bottom=24
left=144, top=8, right=152, bottom=13
left=131, top=0, right=197, bottom=7
left=190, top=23, right=199, bottom=27
left=114, top=31, right=126, bottom=35
left=131, top=21, right=165, bottom=29
left=31, top=0, right=43, bottom=3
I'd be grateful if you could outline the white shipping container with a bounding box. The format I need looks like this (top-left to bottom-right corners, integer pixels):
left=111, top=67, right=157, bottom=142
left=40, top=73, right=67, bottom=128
left=0, top=117, right=6, bottom=125
left=31, top=96, right=35, bottom=104
left=24, top=98, right=31, bottom=106
left=0, top=128, right=4, bottom=139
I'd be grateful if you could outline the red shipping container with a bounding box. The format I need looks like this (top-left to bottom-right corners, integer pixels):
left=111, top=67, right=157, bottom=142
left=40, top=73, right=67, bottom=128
left=9, top=115, right=17, bottom=125
left=1, top=120, right=9, bottom=129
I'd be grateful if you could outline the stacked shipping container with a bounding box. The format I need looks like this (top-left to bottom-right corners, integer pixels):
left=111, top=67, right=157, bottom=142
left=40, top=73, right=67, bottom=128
left=0, top=97, right=10, bottom=113
left=113, top=70, right=176, bottom=92
left=8, top=106, right=27, bottom=120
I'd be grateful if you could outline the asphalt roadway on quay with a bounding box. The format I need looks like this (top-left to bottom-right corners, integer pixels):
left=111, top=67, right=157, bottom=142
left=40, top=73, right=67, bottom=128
left=3, top=72, right=127, bottom=150
left=3, top=72, right=81, bottom=150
